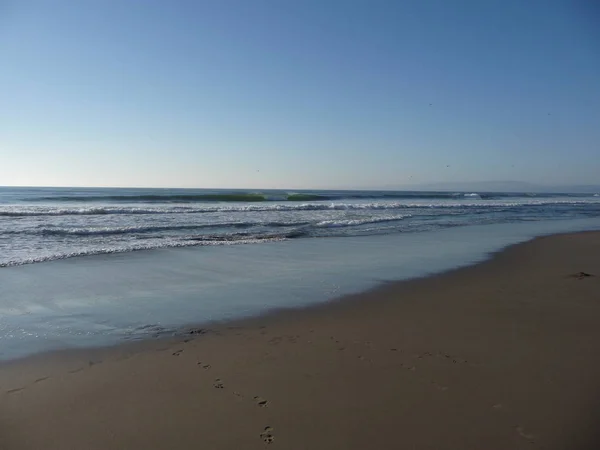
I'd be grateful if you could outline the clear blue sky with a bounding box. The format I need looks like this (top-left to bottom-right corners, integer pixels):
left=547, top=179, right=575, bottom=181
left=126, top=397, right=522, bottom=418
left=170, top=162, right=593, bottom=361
left=1, top=0, right=598, bottom=189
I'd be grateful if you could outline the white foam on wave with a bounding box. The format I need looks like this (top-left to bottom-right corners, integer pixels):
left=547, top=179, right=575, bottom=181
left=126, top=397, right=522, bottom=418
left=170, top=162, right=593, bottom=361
left=2, top=199, right=599, bottom=216
left=7, top=218, right=317, bottom=237
left=0, top=236, right=287, bottom=268
left=0, top=207, right=182, bottom=216
left=29, top=222, right=253, bottom=236
left=315, top=214, right=411, bottom=228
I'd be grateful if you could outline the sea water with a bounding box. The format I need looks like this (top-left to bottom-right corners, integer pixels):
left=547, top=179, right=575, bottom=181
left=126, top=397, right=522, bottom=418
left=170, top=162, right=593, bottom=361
left=1, top=187, right=599, bottom=360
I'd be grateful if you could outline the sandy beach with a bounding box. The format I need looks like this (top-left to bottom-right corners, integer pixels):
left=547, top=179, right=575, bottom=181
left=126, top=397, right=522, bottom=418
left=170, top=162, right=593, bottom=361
left=1, top=231, right=600, bottom=449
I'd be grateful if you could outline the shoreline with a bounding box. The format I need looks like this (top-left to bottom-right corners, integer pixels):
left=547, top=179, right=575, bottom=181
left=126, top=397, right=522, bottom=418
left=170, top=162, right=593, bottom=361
left=2, top=231, right=600, bottom=449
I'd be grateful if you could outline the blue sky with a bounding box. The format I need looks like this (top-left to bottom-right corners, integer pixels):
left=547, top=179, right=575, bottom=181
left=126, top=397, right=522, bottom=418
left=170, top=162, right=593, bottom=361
left=1, top=0, right=598, bottom=189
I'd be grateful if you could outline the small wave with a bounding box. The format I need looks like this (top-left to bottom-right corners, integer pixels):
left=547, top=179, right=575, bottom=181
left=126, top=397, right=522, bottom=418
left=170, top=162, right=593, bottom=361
left=286, top=194, right=327, bottom=201
left=464, top=193, right=481, bottom=198
left=7, top=219, right=315, bottom=237
left=0, top=207, right=185, bottom=216
left=2, top=199, right=599, bottom=217
left=315, top=215, right=411, bottom=228
left=188, top=230, right=305, bottom=242
left=34, top=223, right=255, bottom=236
left=0, top=235, right=289, bottom=268
left=0, top=199, right=598, bottom=217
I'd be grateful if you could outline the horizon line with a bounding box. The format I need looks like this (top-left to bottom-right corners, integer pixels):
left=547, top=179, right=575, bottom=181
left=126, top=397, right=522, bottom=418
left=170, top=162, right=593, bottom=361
left=0, top=183, right=599, bottom=194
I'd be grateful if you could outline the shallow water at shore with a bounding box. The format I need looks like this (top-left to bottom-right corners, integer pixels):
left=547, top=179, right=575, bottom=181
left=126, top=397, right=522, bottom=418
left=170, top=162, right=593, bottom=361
left=1, top=217, right=599, bottom=360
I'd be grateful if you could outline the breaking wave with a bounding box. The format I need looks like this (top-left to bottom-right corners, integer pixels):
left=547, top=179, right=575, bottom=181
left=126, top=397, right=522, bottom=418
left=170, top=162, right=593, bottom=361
left=2, top=199, right=598, bottom=217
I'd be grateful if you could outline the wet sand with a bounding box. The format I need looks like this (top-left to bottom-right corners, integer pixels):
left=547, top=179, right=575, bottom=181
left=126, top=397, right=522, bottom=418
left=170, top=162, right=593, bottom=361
left=1, top=231, right=600, bottom=449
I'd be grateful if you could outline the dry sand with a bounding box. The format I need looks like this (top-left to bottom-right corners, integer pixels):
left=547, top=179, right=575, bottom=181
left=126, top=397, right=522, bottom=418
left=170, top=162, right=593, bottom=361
left=1, top=231, right=600, bottom=449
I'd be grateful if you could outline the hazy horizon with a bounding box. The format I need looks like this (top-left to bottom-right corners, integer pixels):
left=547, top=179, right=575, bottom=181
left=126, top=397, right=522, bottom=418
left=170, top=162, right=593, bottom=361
left=2, top=180, right=599, bottom=194
left=1, top=1, right=599, bottom=188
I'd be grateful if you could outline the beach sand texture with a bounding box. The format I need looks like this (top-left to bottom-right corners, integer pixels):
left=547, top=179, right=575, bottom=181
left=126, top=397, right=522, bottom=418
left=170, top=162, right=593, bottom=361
left=1, top=232, right=600, bottom=449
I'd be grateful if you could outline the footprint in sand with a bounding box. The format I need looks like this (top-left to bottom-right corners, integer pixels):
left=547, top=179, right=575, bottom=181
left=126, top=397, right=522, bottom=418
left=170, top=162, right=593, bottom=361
left=213, top=379, right=224, bottom=389
left=260, top=426, right=275, bottom=444
left=6, top=387, right=25, bottom=394
left=570, top=271, right=594, bottom=280
left=516, top=426, right=535, bottom=441
left=172, top=349, right=183, bottom=356
left=197, top=362, right=211, bottom=369
left=188, top=328, right=208, bottom=336
left=254, top=396, right=268, bottom=407
left=436, top=352, right=468, bottom=364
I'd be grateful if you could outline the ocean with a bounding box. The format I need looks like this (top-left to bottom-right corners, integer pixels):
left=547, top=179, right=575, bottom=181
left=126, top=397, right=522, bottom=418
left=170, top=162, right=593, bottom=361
left=1, top=186, right=600, bottom=360
left=2, top=187, right=600, bottom=267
